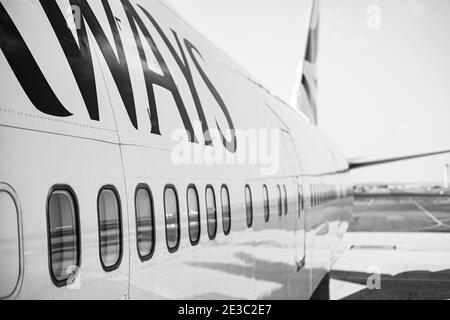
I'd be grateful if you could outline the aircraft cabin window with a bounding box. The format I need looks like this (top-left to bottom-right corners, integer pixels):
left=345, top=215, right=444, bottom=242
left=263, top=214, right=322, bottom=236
left=318, top=185, right=321, bottom=206
left=314, top=186, right=317, bottom=207
left=314, top=185, right=318, bottom=207
left=0, top=186, right=22, bottom=298
left=47, top=186, right=80, bottom=286
left=302, top=186, right=306, bottom=211
left=298, top=185, right=304, bottom=217
left=245, top=185, right=253, bottom=228
left=206, top=185, right=217, bottom=239
left=321, top=185, right=323, bottom=205
left=135, top=185, right=155, bottom=261
left=187, top=185, right=201, bottom=245
left=164, top=186, right=180, bottom=252
left=221, top=185, right=231, bottom=235
left=98, top=186, right=123, bottom=271
left=283, top=185, right=288, bottom=215
left=263, top=185, right=270, bottom=222
left=323, top=185, right=325, bottom=203
left=318, top=185, right=320, bottom=205
left=319, top=185, right=322, bottom=205
left=277, top=185, right=283, bottom=217
left=317, top=185, right=320, bottom=206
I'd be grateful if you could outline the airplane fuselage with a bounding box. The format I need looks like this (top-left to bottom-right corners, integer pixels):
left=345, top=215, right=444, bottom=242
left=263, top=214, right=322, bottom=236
left=0, top=0, right=352, bottom=300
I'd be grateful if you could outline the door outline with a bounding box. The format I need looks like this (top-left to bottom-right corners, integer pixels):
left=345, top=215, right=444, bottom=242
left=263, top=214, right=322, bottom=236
left=0, top=183, right=24, bottom=299
left=294, top=180, right=306, bottom=271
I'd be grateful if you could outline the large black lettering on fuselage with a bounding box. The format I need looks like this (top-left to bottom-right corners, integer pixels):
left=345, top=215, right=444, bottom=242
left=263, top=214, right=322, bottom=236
left=0, top=0, right=236, bottom=152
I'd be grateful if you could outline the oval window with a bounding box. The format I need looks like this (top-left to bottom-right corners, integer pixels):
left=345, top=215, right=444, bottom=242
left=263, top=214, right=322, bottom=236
left=98, top=186, right=122, bottom=271
left=263, top=185, right=270, bottom=222
left=164, top=186, right=180, bottom=252
left=135, top=185, right=155, bottom=261
left=206, top=186, right=217, bottom=239
left=245, top=185, right=253, bottom=228
left=221, top=185, right=231, bottom=235
left=187, top=185, right=201, bottom=245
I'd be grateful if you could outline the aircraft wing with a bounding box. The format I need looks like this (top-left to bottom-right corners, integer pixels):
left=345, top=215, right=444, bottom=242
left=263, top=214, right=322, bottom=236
left=348, top=149, right=450, bottom=170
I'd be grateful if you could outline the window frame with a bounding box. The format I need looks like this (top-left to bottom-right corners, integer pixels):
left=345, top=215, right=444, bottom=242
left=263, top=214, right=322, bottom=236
left=97, top=185, right=123, bottom=272
left=245, top=184, right=253, bottom=228
left=205, top=185, right=218, bottom=240
left=221, top=184, right=231, bottom=236
left=46, top=184, right=81, bottom=287
left=134, top=184, right=155, bottom=262
left=163, top=184, right=181, bottom=253
left=186, top=184, right=201, bottom=246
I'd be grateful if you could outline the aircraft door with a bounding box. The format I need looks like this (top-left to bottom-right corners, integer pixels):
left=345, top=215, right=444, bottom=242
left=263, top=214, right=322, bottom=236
left=294, top=181, right=306, bottom=271
left=279, top=131, right=306, bottom=271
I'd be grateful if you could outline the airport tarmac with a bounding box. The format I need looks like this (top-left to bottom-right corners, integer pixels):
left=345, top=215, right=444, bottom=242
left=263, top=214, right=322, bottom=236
left=330, top=194, right=450, bottom=300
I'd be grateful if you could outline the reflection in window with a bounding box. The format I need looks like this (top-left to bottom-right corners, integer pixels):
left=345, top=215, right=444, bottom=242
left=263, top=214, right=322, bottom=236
left=221, top=185, right=231, bottom=235
left=245, top=185, right=253, bottom=228
left=263, top=185, right=270, bottom=222
left=135, top=186, right=155, bottom=261
left=98, top=187, right=122, bottom=271
left=187, top=185, right=200, bottom=245
left=164, top=186, right=180, bottom=252
left=206, top=186, right=217, bottom=239
left=48, top=188, right=80, bottom=285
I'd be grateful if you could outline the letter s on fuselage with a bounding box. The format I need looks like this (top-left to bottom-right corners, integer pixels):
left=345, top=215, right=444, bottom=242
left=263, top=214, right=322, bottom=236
left=0, top=0, right=237, bottom=152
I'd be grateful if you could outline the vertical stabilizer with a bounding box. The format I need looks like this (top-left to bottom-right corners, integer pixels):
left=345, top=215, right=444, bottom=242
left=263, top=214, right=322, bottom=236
left=291, top=0, right=320, bottom=125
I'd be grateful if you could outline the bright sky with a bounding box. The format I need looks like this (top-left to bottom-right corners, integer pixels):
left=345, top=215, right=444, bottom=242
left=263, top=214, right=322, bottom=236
left=166, top=0, right=450, bottom=184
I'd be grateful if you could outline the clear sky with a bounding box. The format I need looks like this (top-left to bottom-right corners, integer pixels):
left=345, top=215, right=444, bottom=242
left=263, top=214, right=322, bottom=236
left=166, top=0, right=450, bottom=184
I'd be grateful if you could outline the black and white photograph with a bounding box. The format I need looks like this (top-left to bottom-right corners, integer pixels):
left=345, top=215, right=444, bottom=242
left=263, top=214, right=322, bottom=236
left=0, top=0, right=449, bottom=303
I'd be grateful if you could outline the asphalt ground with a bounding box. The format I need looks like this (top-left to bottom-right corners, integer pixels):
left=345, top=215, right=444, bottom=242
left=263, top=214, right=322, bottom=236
left=330, top=194, right=450, bottom=300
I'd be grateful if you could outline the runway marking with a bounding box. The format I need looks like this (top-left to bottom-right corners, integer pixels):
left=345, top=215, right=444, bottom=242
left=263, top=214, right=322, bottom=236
left=411, top=199, right=450, bottom=229
left=368, top=198, right=375, bottom=206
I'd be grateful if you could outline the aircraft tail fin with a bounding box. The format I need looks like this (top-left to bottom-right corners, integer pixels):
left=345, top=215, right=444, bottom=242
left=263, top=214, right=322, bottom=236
left=291, top=0, right=320, bottom=125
